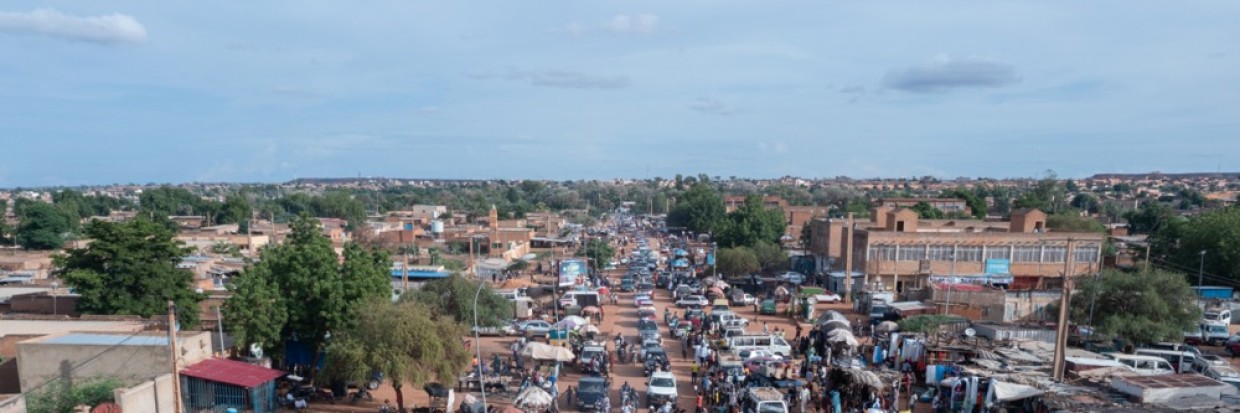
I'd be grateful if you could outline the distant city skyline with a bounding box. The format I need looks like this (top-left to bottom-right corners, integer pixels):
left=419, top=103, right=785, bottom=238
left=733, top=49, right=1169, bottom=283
left=2, top=1, right=1238, bottom=186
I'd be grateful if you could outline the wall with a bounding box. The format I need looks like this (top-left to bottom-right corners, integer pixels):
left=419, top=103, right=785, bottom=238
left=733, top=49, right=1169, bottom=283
left=114, top=373, right=176, bottom=413
left=0, top=395, right=25, bottom=413
left=1003, top=290, right=1061, bottom=322
left=6, top=294, right=80, bottom=316
left=16, top=332, right=211, bottom=392
left=0, top=359, right=20, bottom=393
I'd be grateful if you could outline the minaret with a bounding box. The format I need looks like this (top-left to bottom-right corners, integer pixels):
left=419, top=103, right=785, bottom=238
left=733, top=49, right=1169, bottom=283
left=488, top=205, right=499, bottom=230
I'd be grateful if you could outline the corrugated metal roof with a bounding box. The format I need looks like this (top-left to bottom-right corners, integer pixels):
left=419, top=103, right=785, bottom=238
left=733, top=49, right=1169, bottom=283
left=44, top=334, right=167, bottom=346
left=181, top=358, right=284, bottom=388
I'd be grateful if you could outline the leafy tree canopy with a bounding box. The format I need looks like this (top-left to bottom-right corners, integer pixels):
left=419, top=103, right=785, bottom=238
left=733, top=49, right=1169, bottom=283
left=1151, top=206, right=1240, bottom=283
left=405, top=273, right=513, bottom=327
left=1046, top=212, right=1106, bottom=233
left=1124, top=202, right=1177, bottom=234
left=716, top=195, right=786, bottom=248
left=56, top=218, right=203, bottom=327
left=666, top=183, right=725, bottom=234
left=26, top=377, right=122, bottom=413
left=223, top=214, right=391, bottom=364
left=16, top=202, right=76, bottom=250
left=750, top=241, right=788, bottom=275
left=577, top=238, right=616, bottom=272
left=716, top=247, right=760, bottom=277
left=1068, top=269, right=1200, bottom=346
left=322, top=300, right=470, bottom=412
left=910, top=201, right=946, bottom=219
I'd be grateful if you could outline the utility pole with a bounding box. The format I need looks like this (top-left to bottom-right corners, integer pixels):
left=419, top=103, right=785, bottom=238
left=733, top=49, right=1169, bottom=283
left=167, top=301, right=185, bottom=413
left=215, top=304, right=225, bottom=355
left=844, top=213, right=854, bottom=304
left=943, top=251, right=956, bottom=316
left=1052, top=238, right=1075, bottom=382
left=1199, top=250, right=1207, bottom=306
left=401, top=231, right=409, bottom=291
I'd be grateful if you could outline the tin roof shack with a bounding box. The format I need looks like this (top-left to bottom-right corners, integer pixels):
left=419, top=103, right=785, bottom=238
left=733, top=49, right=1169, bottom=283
left=16, top=331, right=212, bottom=392
left=1110, top=374, right=1236, bottom=405
left=181, top=358, right=284, bottom=413
left=973, top=323, right=1057, bottom=343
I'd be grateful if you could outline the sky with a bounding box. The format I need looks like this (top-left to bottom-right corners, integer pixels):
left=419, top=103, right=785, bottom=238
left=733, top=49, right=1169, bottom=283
left=1, top=1, right=1238, bottom=186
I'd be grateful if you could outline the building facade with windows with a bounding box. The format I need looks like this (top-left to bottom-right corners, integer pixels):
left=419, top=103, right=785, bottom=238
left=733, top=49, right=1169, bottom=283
left=842, top=208, right=1104, bottom=293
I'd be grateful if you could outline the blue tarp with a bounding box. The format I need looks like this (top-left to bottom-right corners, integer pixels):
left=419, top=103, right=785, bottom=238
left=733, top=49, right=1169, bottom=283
left=390, top=269, right=450, bottom=279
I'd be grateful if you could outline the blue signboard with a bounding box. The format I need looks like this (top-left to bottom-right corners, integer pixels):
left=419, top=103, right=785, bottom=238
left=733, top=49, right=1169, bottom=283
left=706, top=253, right=715, bottom=266
left=985, top=259, right=1011, bottom=275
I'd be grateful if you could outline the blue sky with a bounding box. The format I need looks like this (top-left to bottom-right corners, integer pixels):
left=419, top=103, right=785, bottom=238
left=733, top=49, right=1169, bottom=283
left=1, top=1, right=1238, bottom=186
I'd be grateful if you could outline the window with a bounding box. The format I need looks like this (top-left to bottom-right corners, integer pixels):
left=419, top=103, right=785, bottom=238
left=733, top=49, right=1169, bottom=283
left=1013, top=246, right=1041, bottom=263
left=927, top=245, right=955, bottom=262
left=1043, top=247, right=1067, bottom=263
left=898, top=245, right=926, bottom=261
left=986, top=246, right=1010, bottom=261
left=870, top=245, right=897, bottom=261
left=1076, top=247, right=1099, bottom=264
left=957, top=246, right=982, bottom=262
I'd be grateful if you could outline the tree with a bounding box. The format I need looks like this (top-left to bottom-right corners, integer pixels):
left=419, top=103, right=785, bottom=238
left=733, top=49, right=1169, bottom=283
left=57, top=218, right=203, bottom=327
left=1068, top=269, right=1200, bottom=346
left=322, top=300, right=470, bottom=412
left=910, top=201, right=945, bottom=219
left=751, top=242, right=788, bottom=274
left=16, top=202, right=76, bottom=250
left=577, top=238, right=617, bottom=272
left=798, top=224, right=813, bottom=250
left=223, top=214, right=391, bottom=368
left=25, top=377, right=122, bottom=413
left=214, top=195, right=252, bottom=227
left=948, top=189, right=988, bottom=219
left=139, top=186, right=203, bottom=218
left=0, top=200, right=12, bottom=244
left=666, top=183, right=725, bottom=234
left=1124, top=202, right=1177, bottom=234
left=716, top=247, right=760, bottom=277
left=1046, top=213, right=1106, bottom=233
left=1151, top=206, right=1240, bottom=283
left=1014, top=171, right=1067, bottom=213
left=405, top=273, right=513, bottom=327
left=716, top=195, right=786, bottom=248
left=1070, top=193, right=1100, bottom=214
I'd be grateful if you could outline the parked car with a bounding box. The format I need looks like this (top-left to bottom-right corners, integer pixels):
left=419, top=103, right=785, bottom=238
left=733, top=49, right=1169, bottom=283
left=778, top=271, right=806, bottom=285
left=576, top=376, right=610, bottom=410
left=760, top=299, right=778, bottom=315
left=813, top=291, right=842, bottom=303
left=646, top=371, right=678, bottom=407
left=675, top=295, right=709, bottom=308
left=731, top=292, right=756, bottom=306
left=514, top=320, right=553, bottom=337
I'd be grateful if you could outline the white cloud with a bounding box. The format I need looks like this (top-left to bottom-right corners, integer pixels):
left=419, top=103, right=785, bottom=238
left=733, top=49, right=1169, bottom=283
left=467, top=68, right=630, bottom=90
left=883, top=54, right=1019, bottom=93
left=0, top=8, right=147, bottom=44
left=688, top=96, right=736, bottom=116
left=557, top=14, right=660, bottom=35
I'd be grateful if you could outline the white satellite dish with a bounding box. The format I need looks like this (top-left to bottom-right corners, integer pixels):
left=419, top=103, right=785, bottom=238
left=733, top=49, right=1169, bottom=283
left=250, top=343, right=264, bottom=359
left=963, top=328, right=976, bottom=338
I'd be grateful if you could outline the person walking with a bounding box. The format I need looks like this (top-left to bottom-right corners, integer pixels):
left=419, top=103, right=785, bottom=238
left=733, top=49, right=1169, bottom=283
left=565, top=385, right=575, bottom=408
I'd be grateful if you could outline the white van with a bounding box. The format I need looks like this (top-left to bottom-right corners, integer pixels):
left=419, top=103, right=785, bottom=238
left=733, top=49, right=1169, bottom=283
left=726, top=335, right=792, bottom=358
left=1105, top=353, right=1176, bottom=376
left=742, top=387, right=788, bottom=413
left=1135, top=348, right=1197, bottom=373
left=1204, top=308, right=1232, bottom=325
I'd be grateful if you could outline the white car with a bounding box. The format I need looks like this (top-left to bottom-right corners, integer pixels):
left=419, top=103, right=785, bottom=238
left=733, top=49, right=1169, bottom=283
left=812, top=291, right=842, bottom=303
left=675, top=295, right=709, bottom=308
left=647, top=371, right=678, bottom=406
left=778, top=271, right=806, bottom=285
left=634, top=294, right=653, bottom=306
left=742, top=349, right=785, bottom=362
left=510, top=320, right=553, bottom=337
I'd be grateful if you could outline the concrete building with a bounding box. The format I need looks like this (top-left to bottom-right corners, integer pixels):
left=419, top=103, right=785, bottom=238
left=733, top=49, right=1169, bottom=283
left=878, top=198, right=972, bottom=216
left=16, top=331, right=212, bottom=392
left=723, top=195, right=788, bottom=213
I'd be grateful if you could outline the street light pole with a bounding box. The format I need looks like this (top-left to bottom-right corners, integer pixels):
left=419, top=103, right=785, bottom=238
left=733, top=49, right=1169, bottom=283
left=943, top=251, right=956, bottom=317
left=473, top=282, right=487, bottom=409
left=51, top=281, right=58, bottom=316
left=1199, top=250, right=1207, bottom=306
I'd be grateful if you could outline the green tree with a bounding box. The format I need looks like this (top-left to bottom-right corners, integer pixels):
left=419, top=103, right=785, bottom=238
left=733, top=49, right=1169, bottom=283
left=910, top=201, right=946, bottom=219
left=214, top=195, right=252, bottom=227
left=1046, top=213, right=1106, bottom=233
left=322, top=300, right=471, bottom=412
left=716, top=195, right=786, bottom=248
left=223, top=214, right=391, bottom=368
left=948, top=190, right=988, bottom=219
left=56, top=219, right=202, bottom=327
left=1014, top=171, right=1067, bottom=213
left=1070, top=193, right=1100, bottom=214
left=1124, top=202, right=1177, bottom=234
left=25, top=377, right=122, bottom=413
left=405, top=273, right=513, bottom=327
left=1151, top=206, right=1240, bottom=282
left=577, top=238, right=617, bottom=272
left=666, top=183, right=725, bottom=234
left=798, top=224, right=813, bottom=250
left=0, top=200, right=13, bottom=244
left=16, top=202, right=76, bottom=250
left=139, top=186, right=203, bottom=218
left=1068, top=269, right=1200, bottom=346
left=751, top=241, right=788, bottom=274
left=716, top=247, right=760, bottom=277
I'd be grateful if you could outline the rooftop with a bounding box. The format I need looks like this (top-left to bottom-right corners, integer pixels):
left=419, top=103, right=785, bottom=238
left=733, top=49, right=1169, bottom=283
left=43, top=333, right=168, bottom=346
left=181, top=358, right=285, bottom=388
left=0, top=319, right=147, bottom=338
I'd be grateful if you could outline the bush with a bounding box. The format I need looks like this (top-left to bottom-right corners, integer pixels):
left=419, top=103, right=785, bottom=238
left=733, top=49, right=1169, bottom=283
left=26, top=378, right=122, bottom=413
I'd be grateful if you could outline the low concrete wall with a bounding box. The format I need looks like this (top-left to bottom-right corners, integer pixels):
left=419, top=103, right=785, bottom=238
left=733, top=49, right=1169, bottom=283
left=0, top=395, right=25, bottom=413
left=114, top=373, right=175, bottom=413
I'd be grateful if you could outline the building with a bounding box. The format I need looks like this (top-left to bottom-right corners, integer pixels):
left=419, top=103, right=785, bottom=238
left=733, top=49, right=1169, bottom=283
left=181, top=358, right=284, bottom=413
left=812, top=208, right=1105, bottom=294
left=723, top=195, right=788, bottom=213
left=16, top=331, right=213, bottom=392
left=878, top=198, right=972, bottom=216
left=784, top=205, right=830, bottom=241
